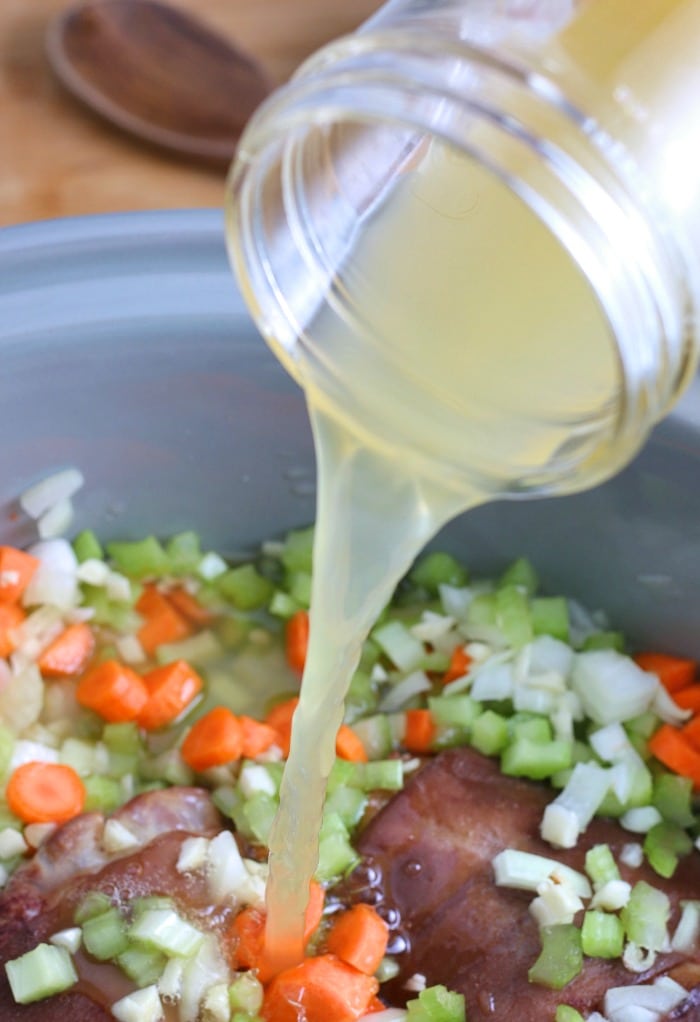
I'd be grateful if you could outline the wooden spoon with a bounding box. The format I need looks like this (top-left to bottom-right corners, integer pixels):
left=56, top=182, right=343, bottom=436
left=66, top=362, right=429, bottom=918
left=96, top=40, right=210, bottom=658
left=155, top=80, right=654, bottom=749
left=46, top=0, right=274, bottom=163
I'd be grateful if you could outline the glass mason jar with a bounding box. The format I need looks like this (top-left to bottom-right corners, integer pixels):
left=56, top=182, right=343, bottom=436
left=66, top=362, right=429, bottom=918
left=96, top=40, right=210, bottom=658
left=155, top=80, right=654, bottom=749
left=225, top=0, right=700, bottom=501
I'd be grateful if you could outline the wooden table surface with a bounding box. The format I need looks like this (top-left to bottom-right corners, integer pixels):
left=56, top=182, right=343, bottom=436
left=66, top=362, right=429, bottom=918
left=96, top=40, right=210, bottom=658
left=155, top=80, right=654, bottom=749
left=1, top=0, right=382, bottom=226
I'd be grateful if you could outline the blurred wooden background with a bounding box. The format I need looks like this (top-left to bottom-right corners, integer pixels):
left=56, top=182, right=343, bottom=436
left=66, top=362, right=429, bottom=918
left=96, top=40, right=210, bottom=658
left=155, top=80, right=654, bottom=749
left=0, top=0, right=382, bottom=225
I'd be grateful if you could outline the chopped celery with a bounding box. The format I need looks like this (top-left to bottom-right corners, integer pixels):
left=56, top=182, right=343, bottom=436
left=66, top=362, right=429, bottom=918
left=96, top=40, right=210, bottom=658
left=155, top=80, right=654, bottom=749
left=428, top=695, right=481, bottom=731
left=555, top=1007, right=585, bottom=1022
left=217, top=565, right=274, bottom=610
left=528, top=924, right=582, bottom=989
left=373, top=620, right=425, bottom=672
left=500, top=557, right=539, bottom=596
left=620, top=881, right=670, bottom=951
left=288, top=570, right=312, bottom=607
left=597, top=763, right=653, bottom=817
left=496, top=585, right=533, bottom=647
left=326, top=758, right=357, bottom=793
left=242, top=792, right=279, bottom=844
left=211, top=785, right=241, bottom=820
left=140, top=749, right=194, bottom=788
left=106, top=537, right=170, bottom=579
left=626, top=711, right=661, bottom=741
left=584, top=844, right=620, bottom=888
left=345, top=670, right=378, bottom=720
left=132, top=896, right=175, bottom=918
left=82, top=907, right=129, bottom=960
left=229, top=972, right=264, bottom=1014
left=164, top=531, right=202, bottom=575
left=5, top=943, right=78, bottom=1004
left=83, top=775, right=123, bottom=813
left=470, top=710, right=509, bottom=756
left=73, top=529, right=103, bottom=563
left=511, top=716, right=552, bottom=744
left=581, top=631, right=625, bottom=653
left=467, top=592, right=497, bottom=629
left=652, top=773, right=695, bottom=828
left=410, top=552, right=468, bottom=593
left=376, top=957, right=401, bottom=983
left=581, top=910, right=624, bottom=958
left=281, top=526, right=314, bottom=573
left=359, top=637, right=381, bottom=672
left=74, top=891, right=113, bottom=924
left=406, top=984, right=466, bottom=1022
left=351, top=759, right=404, bottom=792
left=501, top=737, right=572, bottom=780
left=129, top=908, right=203, bottom=957
left=325, top=785, right=367, bottom=830
left=643, top=821, right=693, bottom=879
left=117, top=946, right=167, bottom=986
left=81, top=585, right=140, bottom=631
left=102, top=722, right=142, bottom=755
left=349, top=715, right=392, bottom=760
left=531, top=597, right=570, bottom=643
left=268, top=590, right=301, bottom=619
left=316, top=814, right=359, bottom=881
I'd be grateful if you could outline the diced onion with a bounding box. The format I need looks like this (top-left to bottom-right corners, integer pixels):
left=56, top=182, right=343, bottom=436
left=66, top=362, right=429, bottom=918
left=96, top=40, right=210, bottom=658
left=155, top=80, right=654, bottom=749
left=592, top=880, right=632, bottom=912
left=471, top=661, right=514, bottom=702
left=178, top=935, right=229, bottom=1022
left=620, top=843, right=644, bottom=869
left=605, top=976, right=687, bottom=1017
left=102, top=819, right=141, bottom=854
left=37, top=499, right=74, bottom=540
left=653, top=684, right=692, bottom=726
left=20, top=469, right=84, bottom=521
left=9, top=740, right=59, bottom=772
left=571, top=652, right=658, bottom=725
left=410, top=611, right=455, bottom=643
left=177, top=837, right=210, bottom=874
left=379, top=671, right=432, bottom=713
left=620, top=807, right=663, bottom=834
left=111, top=985, right=164, bottom=1022
left=541, top=763, right=612, bottom=848
left=359, top=1011, right=408, bottom=1022
left=0, top=828, right=28, bottom=858
left=492, top=849, right=591, bottom=898
left=49, top=928, right=82, bottom=954
left=671, top=901, right=700, bottom=953
left=206, top=830, right=248, bottom=902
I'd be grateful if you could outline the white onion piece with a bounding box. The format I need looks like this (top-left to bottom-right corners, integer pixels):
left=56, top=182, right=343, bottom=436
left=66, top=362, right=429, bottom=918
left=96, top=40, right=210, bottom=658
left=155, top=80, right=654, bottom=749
left=653, top=684, right=692, bottom=725
left=27, top=538, right=78, bottom=575
left=112, top=985, right=163, bottom=1022
left=671, top=901, right=700, bottom=953
left=9, top=740, right=59, bottom=772
left=0, top=664, right=43, bottom=733
left=19, top=469, right=84, bottom=520
left=469, top=660, right=514, bottom=702
left=528, top=635, right=575, bottom=677
left=359, top=1011, right=408, bottom=1022
left=620, top=806, right=663, bottom=834
left=571, top=651, right=658, bottom=725
left=438, top=584, right=474, bottom=620
left=206, top=830, right=248, bottom=902
left=379, top=671, right=431, bottom=713
left=178, top=935, right=229, bottom=1022
left=37, top=499, right=74, bottom=540
left=410, top=611, right=455, bottom=643
left=541, top=763, right=612, bottom=848
left=605, top=976, right=687, bottom=1017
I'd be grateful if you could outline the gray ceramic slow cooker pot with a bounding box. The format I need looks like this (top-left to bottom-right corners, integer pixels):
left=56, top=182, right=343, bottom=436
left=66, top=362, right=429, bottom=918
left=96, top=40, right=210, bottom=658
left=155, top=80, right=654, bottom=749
left=1, top=210, right=699, bottom=655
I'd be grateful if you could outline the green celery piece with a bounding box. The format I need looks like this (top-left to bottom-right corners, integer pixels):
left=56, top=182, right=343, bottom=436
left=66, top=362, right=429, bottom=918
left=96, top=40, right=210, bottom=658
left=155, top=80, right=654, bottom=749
left=466, top=592, right=497, bottom=629
left=82, top=907, right=129, bottom=960
left=643, top=821, right=693, bottom=879
left=528, top=924, right=583, bottom=989
left=344, top=670, right=378, bottom=721
left=288, top=570, right=312, bottom=607
left=620, top=881, right=671, bottom=950
left=164, top=531, right=202, bottom=575
left=211, top=785, right=241, bottom=820
left=406, top=984, right=466, bottom=1022
left=581, top=631, right=625, bottom=653
left=326, top=758, right=357, bottom=793
left=281, top=526, right=315, bottom=573
left=531, top=597, right=570, bottom=642
left=73, top=529, right=104, bottom=563
left=217, top=564, right=274, bottom=610
left=500, top=557, right=539, bottom=596
left=229, top=972, right=264, bottom=1014
left=80, top=585, right=140, bottom=631
left=132, top=896, right=175, bottom=918
left=102, top=722, right=142, bottom=755
left=156, top=629, right=222, bottom=667
left=359, top=637, right=381, bottom=673
left=83, top=775, right=123, bottom=813
left=496, top=585, right=533, bottom=647
left=470, top=709, right=509, bottom=756
left=242, top=792, right=279, bottom=845
left=626, top=711, right=661, bottom=741
left=106, top=536, right=170, bottom=579
left=501, top=737, right=572, bottom=780
left=351, top=759, right=404, bottom=792
left=652, top=773, right=695, bottom=828
left=325, top=786, right=367, bottom=831
left=410, top=552, right=468, bottom=593
left=117, top=947, right=167, bottom=986
left=581, top=910, right=625, bottom=958
left=372, top=619, right=425, bottom=672
left=597, top=763, right=653, bottom=817
left=5, top=944, right=78, bottom=1004
left=428, top=695, right=481, bottom=731
left=511, top=716, right=553, bottom=744
left=74, top=892, right=113, bottom=925
left=556, top=1007, right=585, bottom=1022
left=268, top=590, right=301, bottom=619
left=584, top=844, right=620, bottom=887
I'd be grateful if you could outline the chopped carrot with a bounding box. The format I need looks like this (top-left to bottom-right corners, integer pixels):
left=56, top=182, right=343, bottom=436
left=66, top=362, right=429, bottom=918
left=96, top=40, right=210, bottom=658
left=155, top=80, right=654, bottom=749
left=403, top=708, right=436, bottom=754
left=364, top=997, right=387, bottom=1014
left=262, top=954, right=378, bottom=1022
left=137, top=659, right=203, bottom=731
left=634, top=652, right=696, bottom=693
left=672, top=686, right=700, bottom=713
left=38, top=622, right=95, bottom=678
left=265, top=697, right=299, bottom=758
left=166, top=586, right=214, bottom=625
left=0, top=546, right=39, bottom=605
left=648, top=724, right=700, bottom=788
left=227, top=880, right=325, bottom=973
left=6, top=761, right=85, bottom=824
left=326, top=903, right=389, bottom=976
left=181, top=706, right=243, bottom=771
left=76, top=659, right=149, bottom=722
left=285, top=610, right=309, bottom=674
left=442, top=645, right=472, bottom=685
left=682, top=716, right=700, bottom=752
left=136, top=584, right=192, bottom=656
left=0, top=603, right=25, bottom=658
left=240, top=714, right=278, bottom=759
left=336, top=724, right=368, bottom=763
